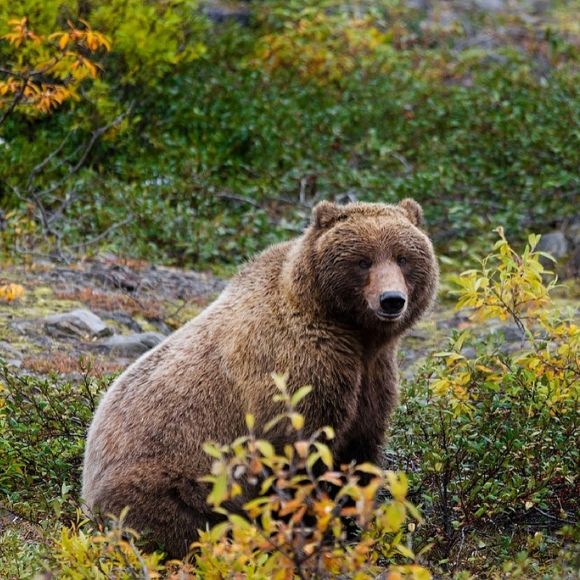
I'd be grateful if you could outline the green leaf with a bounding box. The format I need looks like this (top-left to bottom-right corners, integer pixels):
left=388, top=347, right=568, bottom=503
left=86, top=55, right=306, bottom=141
left=202, top=442, right=222, bottom=459
left=290, top=385, right=312, bottom=406
left=207, top=472, right=228, bottom=507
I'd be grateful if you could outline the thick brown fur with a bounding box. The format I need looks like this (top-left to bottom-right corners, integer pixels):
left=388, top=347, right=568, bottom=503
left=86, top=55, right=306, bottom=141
left=82, top=199, right=438, bottom=557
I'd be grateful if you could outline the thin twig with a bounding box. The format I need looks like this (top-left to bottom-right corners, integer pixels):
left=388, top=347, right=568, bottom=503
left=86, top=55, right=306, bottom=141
left=26, top=131, right=73, bottom=191
left=33, top=107, right=132, bottom=201
left=66, top=215, right=134, bottom=250
left=217, top=192, right=263, bottom=209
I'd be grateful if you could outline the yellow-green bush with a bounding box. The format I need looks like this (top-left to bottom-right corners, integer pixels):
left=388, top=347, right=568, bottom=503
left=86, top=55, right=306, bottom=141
left=390, top=231, right=579, bottom=575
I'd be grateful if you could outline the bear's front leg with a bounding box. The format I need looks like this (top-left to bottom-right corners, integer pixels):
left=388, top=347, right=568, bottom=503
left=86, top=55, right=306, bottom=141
left=335, top=354, right=398, bottom=468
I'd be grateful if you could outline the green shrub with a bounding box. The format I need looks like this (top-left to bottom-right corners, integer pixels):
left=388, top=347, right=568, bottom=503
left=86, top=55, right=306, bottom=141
left=0, top=359, right=111, bottom=518
left=0, top=233, right=578, bottom=577
left=389, top=231, right=579, bottom=574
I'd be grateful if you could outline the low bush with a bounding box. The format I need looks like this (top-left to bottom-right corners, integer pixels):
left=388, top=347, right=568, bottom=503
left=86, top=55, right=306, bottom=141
left=0, top=359, right=110, bottom=519
left=390, top=230, right=579, bottom=576
left=1, top=2, right=578, bottom=265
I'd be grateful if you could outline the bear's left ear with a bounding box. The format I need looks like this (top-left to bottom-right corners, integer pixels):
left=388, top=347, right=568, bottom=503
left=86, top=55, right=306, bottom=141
left=398, top=198, right=424, bottom=227
left=311, top=201, right=345, bottom=230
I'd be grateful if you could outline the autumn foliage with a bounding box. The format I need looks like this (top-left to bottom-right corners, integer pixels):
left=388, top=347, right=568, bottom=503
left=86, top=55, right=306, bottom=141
left=0, top=17, right=110, bottom=119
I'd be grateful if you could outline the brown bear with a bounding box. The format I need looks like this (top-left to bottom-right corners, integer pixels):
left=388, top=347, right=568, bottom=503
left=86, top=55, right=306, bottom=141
left=82, top=199, right=438, bottom=557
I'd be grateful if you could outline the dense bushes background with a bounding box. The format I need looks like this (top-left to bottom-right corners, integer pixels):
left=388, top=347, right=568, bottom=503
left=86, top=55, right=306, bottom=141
left=1, top=0, right=578, bottom=265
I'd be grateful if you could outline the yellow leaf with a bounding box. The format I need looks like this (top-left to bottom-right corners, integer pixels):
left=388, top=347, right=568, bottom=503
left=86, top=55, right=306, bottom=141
left=59, top=33, right=69, bottom=50
left=395, top=543, right=415, bottom=559
left=314, top=442, right=333, bottom=469
left=202, top=442, right=222, bottom=459
left=207, top=472, right=228, bottom=507
left=255, top=439, right=274, bottom=457
left=290, top=385, right=312, bottom=406
left=386, top=471, right=408, bottom=502
left=290, top=412, right=304, bottom=430
left=381, top=501, right=406, bottom=532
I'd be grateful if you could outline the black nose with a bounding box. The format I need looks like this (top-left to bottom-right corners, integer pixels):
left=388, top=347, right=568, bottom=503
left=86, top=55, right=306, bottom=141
left=379, top=291, right=406, bottom=315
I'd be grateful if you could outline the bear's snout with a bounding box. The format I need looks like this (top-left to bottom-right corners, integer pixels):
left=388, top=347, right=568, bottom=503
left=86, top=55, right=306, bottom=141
left=365, top=260, right=408, bottom=320
left=379, top=291, right=407, bottom=318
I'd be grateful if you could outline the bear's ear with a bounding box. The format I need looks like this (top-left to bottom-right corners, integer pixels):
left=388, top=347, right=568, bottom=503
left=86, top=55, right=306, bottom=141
left=311, top=201, right=345, bottom=230
left=398, top=198, right=424, bottom=227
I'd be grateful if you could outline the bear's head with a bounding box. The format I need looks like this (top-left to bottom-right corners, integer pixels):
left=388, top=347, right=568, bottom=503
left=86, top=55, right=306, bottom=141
left=296, top=199, right=438, bottom=335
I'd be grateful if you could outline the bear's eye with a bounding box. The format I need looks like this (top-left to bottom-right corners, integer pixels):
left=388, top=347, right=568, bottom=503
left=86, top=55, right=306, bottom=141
left=397, top=256, right=408, bottom=267
left=358, top=259, right=372, bottom=270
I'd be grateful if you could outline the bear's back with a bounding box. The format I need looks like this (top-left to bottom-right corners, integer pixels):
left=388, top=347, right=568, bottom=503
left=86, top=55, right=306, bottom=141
left=83, top=241, right=297, bottom=493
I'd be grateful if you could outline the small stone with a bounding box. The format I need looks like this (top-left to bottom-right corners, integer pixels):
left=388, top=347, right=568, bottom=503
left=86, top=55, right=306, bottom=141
left=100, top=332, right=164, bottom=357
left=491, top=323, right=526, bottom=343
left=460, top=347, right=477, bottom=359
left=437, top=309, right=473, bottom=330
left=45, top=309, right=113, bottom=339
left=204, top=2, right=250, bottom=25
left=472, top=0, right=507, bottom=11
left=407, top=327, right=430, bottom=340
left=0, top=340, right=23, bottom=360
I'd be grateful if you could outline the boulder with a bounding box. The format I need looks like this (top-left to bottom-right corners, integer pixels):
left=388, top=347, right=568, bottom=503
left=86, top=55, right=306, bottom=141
left=100, top=332, right=164, bottom=358
left=0, top=341, right=23, bottom=367
left=45, top=309, right=112, bottom=339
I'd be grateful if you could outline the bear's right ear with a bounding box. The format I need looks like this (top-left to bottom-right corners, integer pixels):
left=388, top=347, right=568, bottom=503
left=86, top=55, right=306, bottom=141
left=398, top=198, right=424, bottom=227
left=311, top=201, right=345, bottom=230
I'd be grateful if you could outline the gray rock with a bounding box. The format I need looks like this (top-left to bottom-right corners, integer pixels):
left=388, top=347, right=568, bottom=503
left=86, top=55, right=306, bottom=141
left=436, top=308, right=473, bottom=330
left=407, top=327, right=431, bottom=340
left=0, top=340, right=23, bottom=360
left=471, top=0, right=508, bottom=11
left=499, top=339, right=532, bottom=355
left=100, top=332, right=164, bottom=357
left=537, top=232, right=569, bottom=260
left=45, top=309, right=113, bottom=339
left=491, top=323, right=526, bottom=343
left=460, top=347, right=477, bottom=359
left=0, top=340, right=23, bottom=368
left=204, top=2, right=250, bottom=25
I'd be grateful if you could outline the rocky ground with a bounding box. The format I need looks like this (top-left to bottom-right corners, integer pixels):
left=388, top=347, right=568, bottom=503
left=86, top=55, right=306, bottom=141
left=1, top=256, right=576, bottom=382
left=0, top=257, right=225, bottom=377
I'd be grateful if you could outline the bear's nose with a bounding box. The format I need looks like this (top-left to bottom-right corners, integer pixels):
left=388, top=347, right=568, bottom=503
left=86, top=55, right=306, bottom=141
left=379, top=291, right=406, bottom=315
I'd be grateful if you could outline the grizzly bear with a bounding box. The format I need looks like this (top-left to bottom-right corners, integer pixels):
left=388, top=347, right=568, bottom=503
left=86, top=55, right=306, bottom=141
left=82, top=199, right=438, bottom=557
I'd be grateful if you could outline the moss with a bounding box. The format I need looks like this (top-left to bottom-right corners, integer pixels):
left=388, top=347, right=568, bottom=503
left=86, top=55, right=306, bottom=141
left=165, top=302, right=202, bottom=329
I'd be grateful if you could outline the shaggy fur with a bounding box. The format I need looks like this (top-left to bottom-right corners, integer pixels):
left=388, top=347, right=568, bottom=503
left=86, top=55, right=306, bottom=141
left=82, top=199, right=438, bottom=557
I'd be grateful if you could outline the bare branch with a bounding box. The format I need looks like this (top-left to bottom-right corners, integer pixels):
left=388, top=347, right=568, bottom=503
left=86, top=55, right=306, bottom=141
left=66, top=215, right=134, bottom=250
left=217, top=192, right=263, bottom=210
left=26, top=131, right=72, bottom=191
left=33, top=106, right=132, bottom=200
